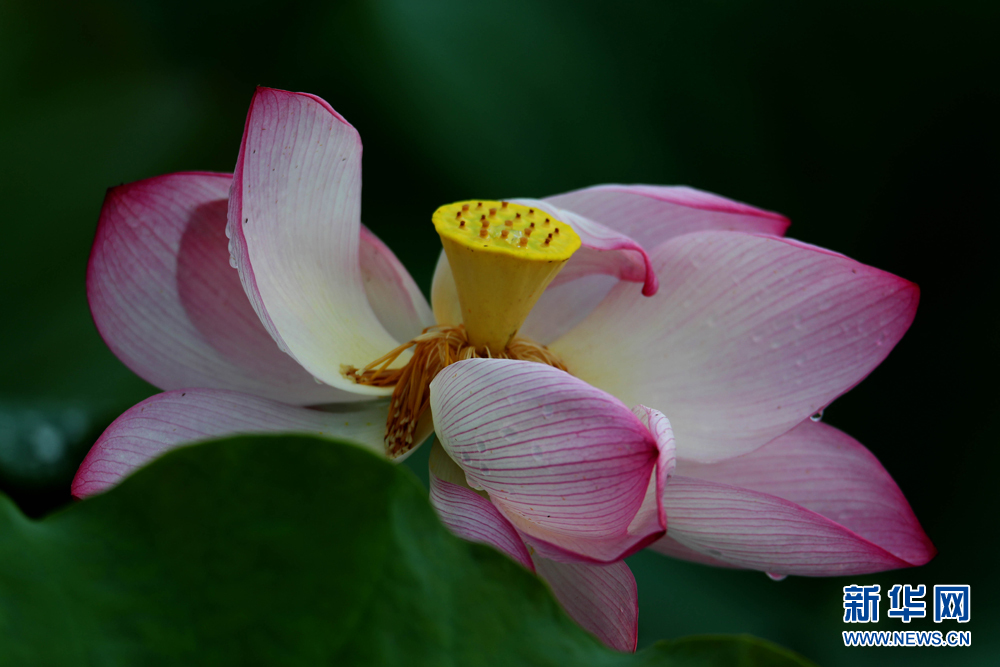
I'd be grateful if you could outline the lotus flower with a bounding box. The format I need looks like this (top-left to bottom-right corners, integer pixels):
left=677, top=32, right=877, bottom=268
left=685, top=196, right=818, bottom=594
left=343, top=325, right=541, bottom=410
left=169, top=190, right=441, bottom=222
left=73, top=87, right=934, bottom=652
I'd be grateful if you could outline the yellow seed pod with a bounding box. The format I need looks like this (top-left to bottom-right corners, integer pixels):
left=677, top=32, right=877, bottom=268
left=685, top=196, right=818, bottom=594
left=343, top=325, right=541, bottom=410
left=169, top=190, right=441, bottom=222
left=432, top=200, right=581, bottom=353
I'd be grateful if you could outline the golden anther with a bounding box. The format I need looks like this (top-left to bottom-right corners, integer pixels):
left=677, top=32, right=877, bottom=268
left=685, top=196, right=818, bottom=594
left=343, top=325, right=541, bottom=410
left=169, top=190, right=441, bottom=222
left=345, top=324, right=567, bottom=458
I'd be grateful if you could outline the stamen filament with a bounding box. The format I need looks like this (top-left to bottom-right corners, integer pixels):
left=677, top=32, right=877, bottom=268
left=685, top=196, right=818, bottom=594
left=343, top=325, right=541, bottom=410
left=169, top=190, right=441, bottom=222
left=345, top=324, right=566, bottom=458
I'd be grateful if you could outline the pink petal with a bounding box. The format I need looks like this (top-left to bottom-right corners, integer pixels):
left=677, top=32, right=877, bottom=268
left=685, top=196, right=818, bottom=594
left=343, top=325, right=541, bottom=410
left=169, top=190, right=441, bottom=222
left=672, top=419, right=935, bottom=570
left=533, top=556, right=638, bottom=652
left=651, top=474, right=922, bottom=576
left=518, top=274, right=621, bottom=345
left=434, top=186, right=786, bottom=346
left=428, top=443, right=535, bottom=571
left=429, top=359, right=669, bottom=564
left=227, top=87, right=412, bottom=395
left=554, top=231, right=919, bottom=462
left=629, top=405, right=677, bottom=538
left=88, top=172, right=353, bottom=404
left=648, top=535, right=740, bottom=569
left=511, top=198, right=658, bottom=297
left=429, top=250, right=462, bottom=327
left=359, top=224, right=435, bottom=343
left=544, top=184, right=790, bottom=251
left=71, top=389, right=387, bottom=498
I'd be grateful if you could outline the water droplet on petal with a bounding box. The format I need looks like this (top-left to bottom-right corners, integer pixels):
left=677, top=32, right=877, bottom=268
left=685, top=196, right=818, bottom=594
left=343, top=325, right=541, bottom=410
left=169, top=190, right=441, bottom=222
left=750, top=333, right=763, bottom=344
left=541, top=403, right=555, bottom=418
left=793, top=315, right=803, bottom=330
left=810, top=409, right=824, bottom=422
left=767, top=572, right=787, bottom=581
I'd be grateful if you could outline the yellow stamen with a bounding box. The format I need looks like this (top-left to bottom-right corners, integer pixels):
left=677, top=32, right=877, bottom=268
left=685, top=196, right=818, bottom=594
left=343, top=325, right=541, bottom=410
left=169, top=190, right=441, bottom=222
left=345, top=325, right=566, bottom=458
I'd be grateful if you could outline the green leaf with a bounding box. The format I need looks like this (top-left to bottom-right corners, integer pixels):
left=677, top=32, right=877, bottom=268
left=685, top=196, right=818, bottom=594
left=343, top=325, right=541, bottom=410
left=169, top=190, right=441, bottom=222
left=0, top=434, right=813, bottom=666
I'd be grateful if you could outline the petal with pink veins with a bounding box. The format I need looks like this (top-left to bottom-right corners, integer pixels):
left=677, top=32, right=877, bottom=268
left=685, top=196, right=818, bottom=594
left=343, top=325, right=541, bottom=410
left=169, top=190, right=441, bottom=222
left=428, top=442, right=535, bottom=571
left=88, top=172, right=356, bottom=404
left=544, top=184, right=790, bottom=250
left=429, top=442, right=639, bottom=651
left=72, top=389, right=388, bottom=498
left=532, top=556, right=638, bottom=653
left=652, top=475, right=920, bottom=576
left=661, top=419, right=935, bottom=573
left=648, top=535, right=740, bottom=569
left=512, top=198, right=657, bottom=297
left=553, top=231, right=919, bottom=462
left=430, top=359, right=671, bottom=564
left=227, top=87, right=416, bottom=395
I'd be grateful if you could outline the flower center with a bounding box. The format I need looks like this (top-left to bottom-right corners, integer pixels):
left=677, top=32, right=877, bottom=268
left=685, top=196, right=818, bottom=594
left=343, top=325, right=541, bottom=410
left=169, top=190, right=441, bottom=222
left=433, top=200, right=581, bottom=352
left=345, top=200, right=580, bottom=459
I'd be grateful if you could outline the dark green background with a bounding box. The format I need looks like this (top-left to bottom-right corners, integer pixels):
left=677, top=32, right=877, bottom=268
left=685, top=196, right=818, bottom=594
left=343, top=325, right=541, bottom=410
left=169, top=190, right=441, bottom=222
left=0, top=0, right=995, bottom=664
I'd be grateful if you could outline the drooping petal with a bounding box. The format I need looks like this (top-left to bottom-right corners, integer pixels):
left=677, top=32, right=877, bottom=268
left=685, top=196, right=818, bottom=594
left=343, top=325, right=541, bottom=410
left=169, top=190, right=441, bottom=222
left=227, top=87, right=409, bottom=395
left=88, top=172, right=354, bottom=404
left=669, top=419, right=935, bottom=571
left=71, top=389, right=387, bottom=498
left=429, top=359, right=668, bottom=564
left=428, top=443, right=535, bottom=571
left=554, top=231, right=919, bottom=462
left=532, top=556, right=638, bottom=653
left=511, top=198, right=658, bottom=297
left=429, top=441, right=638, bottom=651
left=544, top=184, right=790, bottom=250
left=651, top=474, right=921, bottom=576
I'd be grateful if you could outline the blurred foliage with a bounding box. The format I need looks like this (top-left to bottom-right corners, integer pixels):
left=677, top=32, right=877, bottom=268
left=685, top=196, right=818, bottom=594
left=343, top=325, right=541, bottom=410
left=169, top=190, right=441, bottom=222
left=0, top=434, right=814, bottom=667
left=0, top=0, right=996, bottom=664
